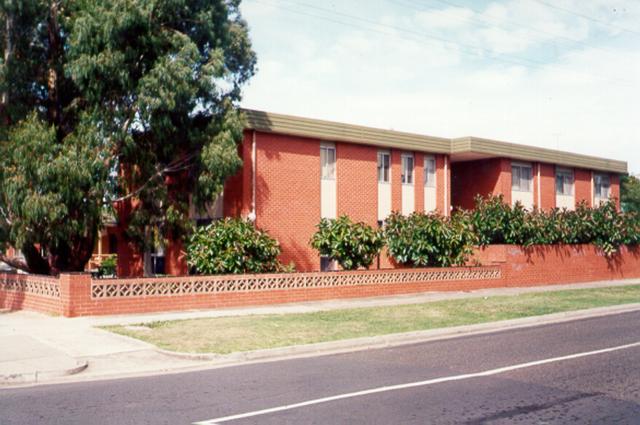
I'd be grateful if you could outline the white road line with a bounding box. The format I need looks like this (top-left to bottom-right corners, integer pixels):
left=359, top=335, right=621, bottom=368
left=193, top=341, right=640, bottom=425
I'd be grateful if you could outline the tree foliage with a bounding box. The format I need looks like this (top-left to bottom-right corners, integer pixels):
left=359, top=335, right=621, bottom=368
left=384, top=211, right=477, bottom=267
left=470, top=195, right=639, bottom=256
left=0, top=1, right=256, bottom=274
left=186, top=218, right=289, bottom=275
left=310, top=216, right=385, bottom=270
left=621, top=174, right=640, bottom=214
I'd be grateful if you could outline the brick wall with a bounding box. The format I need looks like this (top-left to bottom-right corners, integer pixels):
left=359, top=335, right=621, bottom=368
left=391, top=150, right=402, bottom=213
left=254, top=131, right=321, bottom=271
left=337, top=142, right=377, bottom=226
left=474, top=244, right=640, bottom=286
left=611, top=174, right=621, bottom=210
left=0, top=274, right=62, bottom=315
left=574, top=168, right=592, bottom=207
left=3, top=244, right=640, bottom=317
left=414, top=152, right=425, bottom=212
left=538, top=163, right=556, bottom=209
left=451, top=158, right=512, bottom=210
left=436, top=154, right=449, bottom=214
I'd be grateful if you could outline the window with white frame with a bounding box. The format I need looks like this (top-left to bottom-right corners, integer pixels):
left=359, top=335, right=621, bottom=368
left=512, top=163, right=532, bottom=192
left=377, top=151, right=390, bottom=183
left=320, top=144, right=336, bottom=180
left=401, top=154, right=414, bottom=184
left=424, top=156, right=436, bottom=187
left=555, top=167, right=574, bottom=196
left=594, top=173, right=611, bottom=199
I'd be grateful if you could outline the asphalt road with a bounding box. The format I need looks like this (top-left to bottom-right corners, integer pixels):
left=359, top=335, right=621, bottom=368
left=3, top=310, right=640, bottom=424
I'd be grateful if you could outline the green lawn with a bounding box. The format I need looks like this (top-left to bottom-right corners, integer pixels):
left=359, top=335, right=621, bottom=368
left=104, top=285, right=640, bottom=354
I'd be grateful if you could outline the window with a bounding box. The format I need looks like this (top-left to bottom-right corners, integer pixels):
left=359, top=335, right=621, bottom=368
left=320, top=145, right=336, bottom=180
left=401, top=154, right=414, bottom=184
left=556, top=167, right=574, bottom=196
left=320, top=256, right=336, bottom=272
left=424, top=156, right=436, bottom=187
left=594, top=173, right=611, bottom=199
left=377, top=152, right=390, bottom=183
left=512, top=163, right=532, bottom=192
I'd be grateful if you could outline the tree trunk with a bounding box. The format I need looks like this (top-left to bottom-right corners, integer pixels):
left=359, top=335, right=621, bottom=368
left=22, top=244, right=52, bottom=275
left=1, top=8, right=13, bottom=126
left=46, top=0, right=61, bottom=128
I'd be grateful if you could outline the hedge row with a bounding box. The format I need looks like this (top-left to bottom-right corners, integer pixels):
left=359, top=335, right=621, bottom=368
left=312, top=196, right=640, bottom=270
left=186, top=196, right=640, bottom=274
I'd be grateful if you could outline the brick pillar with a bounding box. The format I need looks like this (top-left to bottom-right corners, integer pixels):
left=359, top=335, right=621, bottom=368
left=391, top=150, right=402, bottom=213
left=59, top=273, right=92, bottom=317
left=414, top=152, right=424, bottom=212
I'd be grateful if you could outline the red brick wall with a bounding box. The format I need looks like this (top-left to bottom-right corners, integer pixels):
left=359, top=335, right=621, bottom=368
left=435, top=155, right=448, bottom=214
left=223, top=130, right=253, bottom=217
left=451, top=158, right=512, bottom=210
left=114, top=199, right=144, bottom=277
left=538, top=163, right=556, bottom=210
left=4, top=244, right=640, bottom=317
left=414, top=152, right=424, bottom=212
left=0, top=274, right=62, bottom=315
left=611, top=174, right=621, bottom=210
left=475, top=244, right=640, bottom=286
left=255, top=132, right=321, bottom=271
left=337, top=143, right=377, bottom=225
left=575, top=168, right=592, bottom=207
left=391, top=150, right=402, bottom=213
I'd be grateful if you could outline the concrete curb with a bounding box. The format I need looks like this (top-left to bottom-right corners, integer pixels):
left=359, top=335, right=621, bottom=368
left=0, top=360, right=89, bottom=386
left=156, top=303, right=640, bottom=364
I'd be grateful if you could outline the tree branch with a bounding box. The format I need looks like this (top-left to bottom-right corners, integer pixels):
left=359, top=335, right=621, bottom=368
left=0, top=253, right=30, bottom=273
left=109, top=153, right=197, bottom=204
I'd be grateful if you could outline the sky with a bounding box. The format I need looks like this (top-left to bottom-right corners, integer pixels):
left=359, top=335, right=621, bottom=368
left=238, top=0, right=640, bottom=173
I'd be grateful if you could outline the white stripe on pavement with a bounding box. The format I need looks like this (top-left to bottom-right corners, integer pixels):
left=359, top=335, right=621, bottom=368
left=193, top=340, right=640, bottom=424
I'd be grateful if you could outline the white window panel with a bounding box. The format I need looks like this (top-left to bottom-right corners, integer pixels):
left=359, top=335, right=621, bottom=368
left=512, top=162, right=533, bottom=193
left=401, top=154, right=414, bottom=185
left=594, top=173, right=611, bottom=203
left=320, top=145, right=336, bottom=180
left=424, top=156, right=436, bottom=188
left=377, top=151, right=390, bottom=183
left=555, top=167, right=574, bottom=196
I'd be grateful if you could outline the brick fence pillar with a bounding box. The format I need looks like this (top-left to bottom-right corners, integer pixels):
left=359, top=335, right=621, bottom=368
left=59, top=273, right=92, bottom=317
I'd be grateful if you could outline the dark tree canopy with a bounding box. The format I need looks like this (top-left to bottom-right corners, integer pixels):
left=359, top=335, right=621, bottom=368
left=0, top=0, right=256, bottom=274
left=621, top=174, right=640, bottom=214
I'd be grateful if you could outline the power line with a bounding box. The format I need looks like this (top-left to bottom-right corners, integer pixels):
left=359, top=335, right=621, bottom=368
left=254, top=0, right=635, bottom=87
left=530, top=0, right=640, bottom=37
left=396, top=0, right=623, bottom=57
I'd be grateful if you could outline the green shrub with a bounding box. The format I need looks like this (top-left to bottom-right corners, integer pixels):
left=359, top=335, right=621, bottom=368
left=471, top=195, right=639, bottom=255
left=187, top=218, right=290, bottom=275
left=310, top=216, right=385, bottom=270
left=97, top=255, right=117, bottom=277
left=384, top=211, right=477, bottom=267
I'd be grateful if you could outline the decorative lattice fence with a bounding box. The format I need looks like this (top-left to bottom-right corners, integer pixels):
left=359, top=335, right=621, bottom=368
left=91, top=267, right=501, bottom=299
left=0, top=273, right=61, bottom=298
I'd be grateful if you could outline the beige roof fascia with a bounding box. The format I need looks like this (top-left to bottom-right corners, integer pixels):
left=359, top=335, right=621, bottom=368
left=242, top=109, right=627, bottom=174
left=243, top=109, right=451, bottom=154
left=452, top=137, right=627, bottom=174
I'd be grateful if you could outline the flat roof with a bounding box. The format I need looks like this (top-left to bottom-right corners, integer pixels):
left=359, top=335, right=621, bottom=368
left=244, top=109, right=627, bottom=174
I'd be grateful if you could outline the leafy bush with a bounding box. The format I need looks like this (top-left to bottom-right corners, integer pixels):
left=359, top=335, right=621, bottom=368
left=310, top=216, right=385, bottom=270
left=187, top=218, right=290, bottom=275
left=97, top=255, right=117, bottom=278
left=384, top=211, right=477, bottom=267
left=471, top=195, right=639, bottom=255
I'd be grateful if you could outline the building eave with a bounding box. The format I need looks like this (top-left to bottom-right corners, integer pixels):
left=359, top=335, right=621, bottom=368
left=242, top=109, right=628, bottom=174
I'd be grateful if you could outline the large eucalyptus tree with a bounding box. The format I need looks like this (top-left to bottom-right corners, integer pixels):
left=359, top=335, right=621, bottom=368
left=0, top=0, right=256, bottom=274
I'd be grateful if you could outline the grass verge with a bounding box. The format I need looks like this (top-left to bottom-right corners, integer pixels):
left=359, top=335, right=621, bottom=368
left=104, top=285, right=640, bottom=354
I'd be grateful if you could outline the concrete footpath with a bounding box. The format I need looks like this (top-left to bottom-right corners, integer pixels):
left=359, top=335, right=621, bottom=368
left=1, top=278, right=640, bottom=387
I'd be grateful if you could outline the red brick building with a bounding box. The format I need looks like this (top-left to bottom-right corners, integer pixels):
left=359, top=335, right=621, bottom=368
left=5, top=109, right=626, bottom=276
